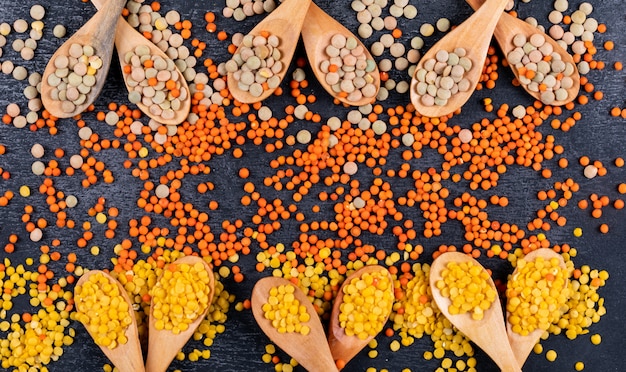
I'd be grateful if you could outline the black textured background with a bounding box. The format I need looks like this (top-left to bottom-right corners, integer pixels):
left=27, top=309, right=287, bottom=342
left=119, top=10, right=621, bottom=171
left=0, top=0, right=625, bottom=371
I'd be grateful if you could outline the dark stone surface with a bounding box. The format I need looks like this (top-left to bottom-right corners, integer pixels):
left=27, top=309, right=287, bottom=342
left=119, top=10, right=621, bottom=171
left=0, top=0, right=624, bottom=371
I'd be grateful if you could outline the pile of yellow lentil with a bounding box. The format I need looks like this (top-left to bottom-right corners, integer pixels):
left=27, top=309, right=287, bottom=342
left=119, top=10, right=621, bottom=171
left=150, top=261, right=212, bottom=334
left=435, top=260, right=498, bottom=321
left=74, top=271, right=133, bottom=348
left=0, top=0, right=622, bottom=371
left=262, top=283, right=311, bottom=335
left=506, top=255, right=571, bottom=336
left=337, top=269, right=393, bottom=340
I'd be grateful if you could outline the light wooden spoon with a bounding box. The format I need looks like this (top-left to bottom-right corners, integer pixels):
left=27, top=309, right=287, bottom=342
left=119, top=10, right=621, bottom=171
left=90, top=0, right=191, bottom=125
left=75, top=270, right=145, bottom=372
left=41, top=0, right=126, bottom=118
left=301, top=2, right=380, bottom=106
left=466, top=0, right=580, bottom=105
left=328, top=265, right=393, bottom=367
left=409, top=0, right=509, bottom=117
left=506, top=249, right=569, bottom=367
left=251, top=276, right=338, bottom=372
left=227, top=0, right=312, bottom=103
left=429, top=252, right=521, bottom=372
left=145, top=256, right=215, bottom=372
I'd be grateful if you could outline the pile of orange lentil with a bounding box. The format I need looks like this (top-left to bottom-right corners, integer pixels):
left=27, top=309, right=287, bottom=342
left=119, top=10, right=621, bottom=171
left=0, top=0, right=624, bottom=371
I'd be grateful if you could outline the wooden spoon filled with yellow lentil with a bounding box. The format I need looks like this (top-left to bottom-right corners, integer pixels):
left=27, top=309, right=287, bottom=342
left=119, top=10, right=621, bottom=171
left=145, top=255, right=215, bottom=372
left=251, top=276, right=338, bottom=372
left=74, top=270, right=145, bottom=372
left=429, top=252, right=521, bottom=372
left=328, top=265, right=394, bottom=370
left=506, top=248, right=571, bottom=367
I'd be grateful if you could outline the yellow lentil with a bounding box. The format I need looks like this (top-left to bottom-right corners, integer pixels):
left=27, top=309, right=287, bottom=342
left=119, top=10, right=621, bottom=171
left=506, top=256, right=571, bottom=335
left=575, top=361, right=585, bottom=370
left=545, top=349, right=558, bottom=362
left=390, top=339, right=401, bottom=351
left=573, top=227, right=583, bottom=237
left=262, top=284, right=311, bottom=335
left=435, top=261, right=497, bottom=320
left=150, top=261, right=212, bottom=334
left=338, top=268, right=393, bottom=340
left=74, top=272, right=132, bottom=349
left=96, top=212, right=107, bottom=224
left=19, top=185, right=30, bottom=197
left=590, top=333, right=601, bottom=345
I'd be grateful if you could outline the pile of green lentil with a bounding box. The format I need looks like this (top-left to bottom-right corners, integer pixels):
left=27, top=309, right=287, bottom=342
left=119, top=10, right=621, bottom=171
left=0, top=0, right=624, bottom=371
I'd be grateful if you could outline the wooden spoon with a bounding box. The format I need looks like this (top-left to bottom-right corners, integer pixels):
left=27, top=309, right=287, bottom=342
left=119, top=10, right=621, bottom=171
left=409, top=0, right=509, bottom=117
left=41, top=0, right=126, bottom=118
left=327, top=265, right=393, bottom=367
left=227, top=0, right=312, bottom=103
left=75, top=270, right=145, bottom=372
left=301, top=2, right=380, bottom=106
left=145, top=256, right=215, bottom=372
left=429, top=252, right=521, bottom=372
left=90, top=0, right=191, bottom=125
left=506, top=249, right=569, bottom=367
left=465, top=0, right=580, bottom=105
left=251, top=276, right=338, bottom=372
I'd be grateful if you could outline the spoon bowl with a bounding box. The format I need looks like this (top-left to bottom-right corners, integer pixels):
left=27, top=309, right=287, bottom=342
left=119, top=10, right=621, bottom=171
left=466, top=0, right=580, bottom=105
left=301, top=3, right=380, bottom=106
left=227, top=0, right=312, bottom=103
left=429, top=252, right=521, bottom=372
left=328, top=265, right=393, bottom=367
left=90, top=0, right=191, bottom=125
left=410, top=0, right=510, bottom=117
left=506, top=249, right=569, bottom=366
left=251, top=276, right=338, bottom=372
left=145, top=256, right=215, bottom=372
left=75, top=270, right=145, bottom=372
left=41, top=0, right=126, bottom=118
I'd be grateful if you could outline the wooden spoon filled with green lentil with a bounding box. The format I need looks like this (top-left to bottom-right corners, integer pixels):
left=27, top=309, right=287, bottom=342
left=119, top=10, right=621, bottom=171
left=327, top=265, right=394, bottom=369
left=74, top=270, right=145, bottom=372
left=145, top=255, right=215, bottom=372
left=226, top=0, right=312, bottom=103
left=301, top=2, right=380, bottom=106
left=251, top=276, right=339, bottom=372
left=429, top=252, right=522, bottom=372
left=40, top=0, right=126, bottom=118
left=90, top=0, right=191, bottom=125
left=409, top=0, right=510, bottom=117
left=466, top=0, right=580, bottom=106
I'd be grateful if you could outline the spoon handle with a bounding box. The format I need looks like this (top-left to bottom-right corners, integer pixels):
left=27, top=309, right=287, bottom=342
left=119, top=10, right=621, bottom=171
left=465, top=0, right=526, bottom=51
left=473, top=0, right=511, bottom=46
left=89, top=0, right=126, bottom=44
